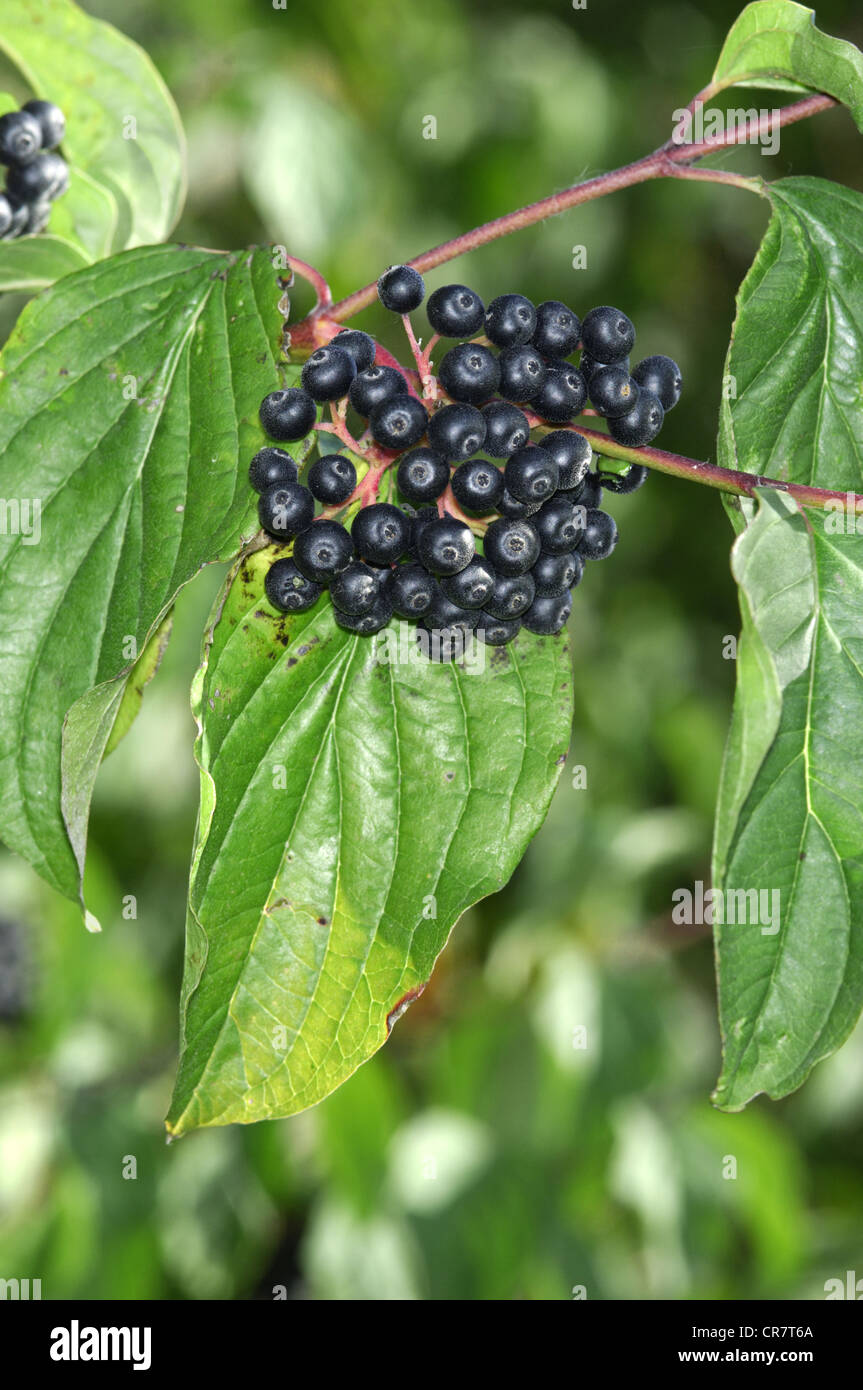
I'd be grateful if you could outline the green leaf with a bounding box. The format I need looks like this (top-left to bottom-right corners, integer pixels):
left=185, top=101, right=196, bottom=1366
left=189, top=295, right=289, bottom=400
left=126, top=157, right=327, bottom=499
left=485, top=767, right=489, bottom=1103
left=103, top=611, right=174, bottom=760
left=712, top=1, right=863, bottom=129
left=712, top=177, right=863, bottom=1109
left=0, top=243, right=290, bottom=910
left=0, top=234, right=89, bottom=291
left=166, top=550, right=573, bottom=1133
left=0, top=0, right=185, bottom=275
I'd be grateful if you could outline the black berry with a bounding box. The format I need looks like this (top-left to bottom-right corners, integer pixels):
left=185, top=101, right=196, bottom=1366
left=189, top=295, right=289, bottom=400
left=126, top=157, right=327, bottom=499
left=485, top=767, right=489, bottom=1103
left=390, top=564, right=436, bottom=618
left=22, top=100, right=66, bottom=151
left=485, top=570, right=535, bottom=620
left=330, top=561, right=385, bottom=615
left=0, top=110, right=42, bottom=166
left=260, top=387, right=316, bottom=442
left=331, top=328, right=376, bottom=372
left=631, top=355, right=682, bottom=411
left=301, top=344, right=357, bottom=402
left=599, top=463, right=649, bottom=494
left=249, top=446, right=298, bottom=494
left=397, top=447, right=449, bottom=503
left=417, top=516, right=475, bottom=576
left=569, top=471, right=603, bottom=509
left=307, top=453, right=357, bottom=505
left=608, top=389, right=664, bottom=447
left=521, top=591, right=572, bottom=635
left=348, top=364, right=405, bottom=416
left=441, top=557, right=495, bottom=609
left=533, top=497, right=581, bottom=554
left=451, top=458, right=504, bottom=514
left=531, top=300, right=581, bottom=358
left=6, top=152, right=67, bottom=201
left=531, top=550, right=581, bottom=596
left=258, top=482, right=315, bottom=539
left=424, top=589, right=480, bottom=633
left=497, top=489, right=531, bottom=519
left=265, top=558, right=323, bottom=613
left=351, top=502, right=411, bottom=564
left=589, top=365, right=639, bottom=419
left=427, top=403, right=486, bottom=462
left=537, top=429, right=592, bottom=490
left=577, top=509, right=618, bottom=560
left=335, top=592, right=393, bottom=634
left=369, top=394, right=428, bottom=450
left=476, top=614, right=521, bottom=646
left=504, top=445, right=558, bottom=505
left=0, top=194, right=13, bottom=237
left=481, top=401, right=530, bottom=458
left=485, top=294, right=537, bottom=348
left=377, top=264, right=425, bottom=313
left=580, top=352, right=630, bottom=384
left=497, top=344, right=547, bottom=403
left=533, top=362, right=587, bottom=423
left=580, top=306, right=636, bottom=364
left=426, top=284, right=485, bottom=337
left=292, top=520, right=353, bottom=582
left=438, top=342, right=500, bottom=404
left=483, top=517, right=540, bottom=576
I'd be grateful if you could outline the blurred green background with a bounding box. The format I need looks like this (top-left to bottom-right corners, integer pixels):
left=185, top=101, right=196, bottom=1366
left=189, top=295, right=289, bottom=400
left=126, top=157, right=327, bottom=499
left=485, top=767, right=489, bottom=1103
left=2, top=0, right=863, bottom=1301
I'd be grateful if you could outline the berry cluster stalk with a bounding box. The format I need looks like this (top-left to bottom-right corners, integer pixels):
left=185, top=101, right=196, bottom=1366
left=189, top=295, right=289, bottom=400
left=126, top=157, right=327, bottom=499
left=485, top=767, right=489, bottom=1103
left=286, top=92, right=857, bottom=515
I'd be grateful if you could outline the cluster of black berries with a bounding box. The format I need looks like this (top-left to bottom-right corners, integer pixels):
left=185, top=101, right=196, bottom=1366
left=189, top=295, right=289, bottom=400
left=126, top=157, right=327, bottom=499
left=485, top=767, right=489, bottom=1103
left=250, top=265, right=682, bottom=652
left=0, top=101, right=68, bottom=240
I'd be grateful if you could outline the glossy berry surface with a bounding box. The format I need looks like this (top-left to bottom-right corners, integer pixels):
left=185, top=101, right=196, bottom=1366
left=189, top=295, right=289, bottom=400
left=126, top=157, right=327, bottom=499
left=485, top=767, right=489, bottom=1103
left=485, top=293, right=537, bottom=348
left=0, top=110, right=42, bottom=165
left=331, top=329, right=376, bottom=372
left=292, top=520, right=354, bottom=582
left=334, top=592, right=393, bottom=634
left=425, top=589, right=480, bottom=632
left=580, top=305, right=636, bottom=363
left=533, top=497, right=581, bottom=555
left=481, top=401, right=530, bottom=458
left=377, top=264, right=425, bottom=313
left=351, top=503, right=411, bottom=564
left=570, top=472, right=603, bottom=509
left=307, top=453, right=357, bottom=505
left=427, top=403, right=486, bottom=461
left=417, top=516, right=475, bottom=576
left=441, top=558, right=495, bottom=610
left=369, top=394, right=428, bottom=450
left=397, top=447, right=449, bottom=503
left=608, top=389, right=664, bottom=447
left=7, top=152, right=66, bottom=201
left=533, top=363, right=587, bottom=423
left=451, top=459, right=504, bottom=514
left=504, top=445, right=558, bottom=504
left=248, top=446, right=298, bottom=494
left=301, top=344, right=357, bottom=402
left=483, top=517, right=540, bottom=576
left=485, top=570, right=535, bottom=620
left=22, top=99, right=66, bottom=150
left=265, top=559, right=322, bottom=614
left=521, top=591, right=572, bottom=635
left=537, top=430, right=592, bottom=490
left=389, top=564, right=436, bottom=618
left=589, top=365, right=639, bottom=419
left=476, top=614, right=521, bottom=646
left=258, top=482, right=315, bottom=539
left=348, top=364, right=405, bottom=416
left=599, top=463, right=649, bottom=495
left=329, top=561, right=384, bottom=615
left=426, top=283, right=485, bottom=337
left=531, top=300, right=581, bottom=358
left=532, top=550, right=581, bottom=596
left=259, top=388, right=316, bottom=442
left=578, top=509, right=619, bottom=560
left=497, top=344, right=546, bottom=403
left=438, top=342, right=501, bottom=404
left=631, top=355, right=682, bottom=411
